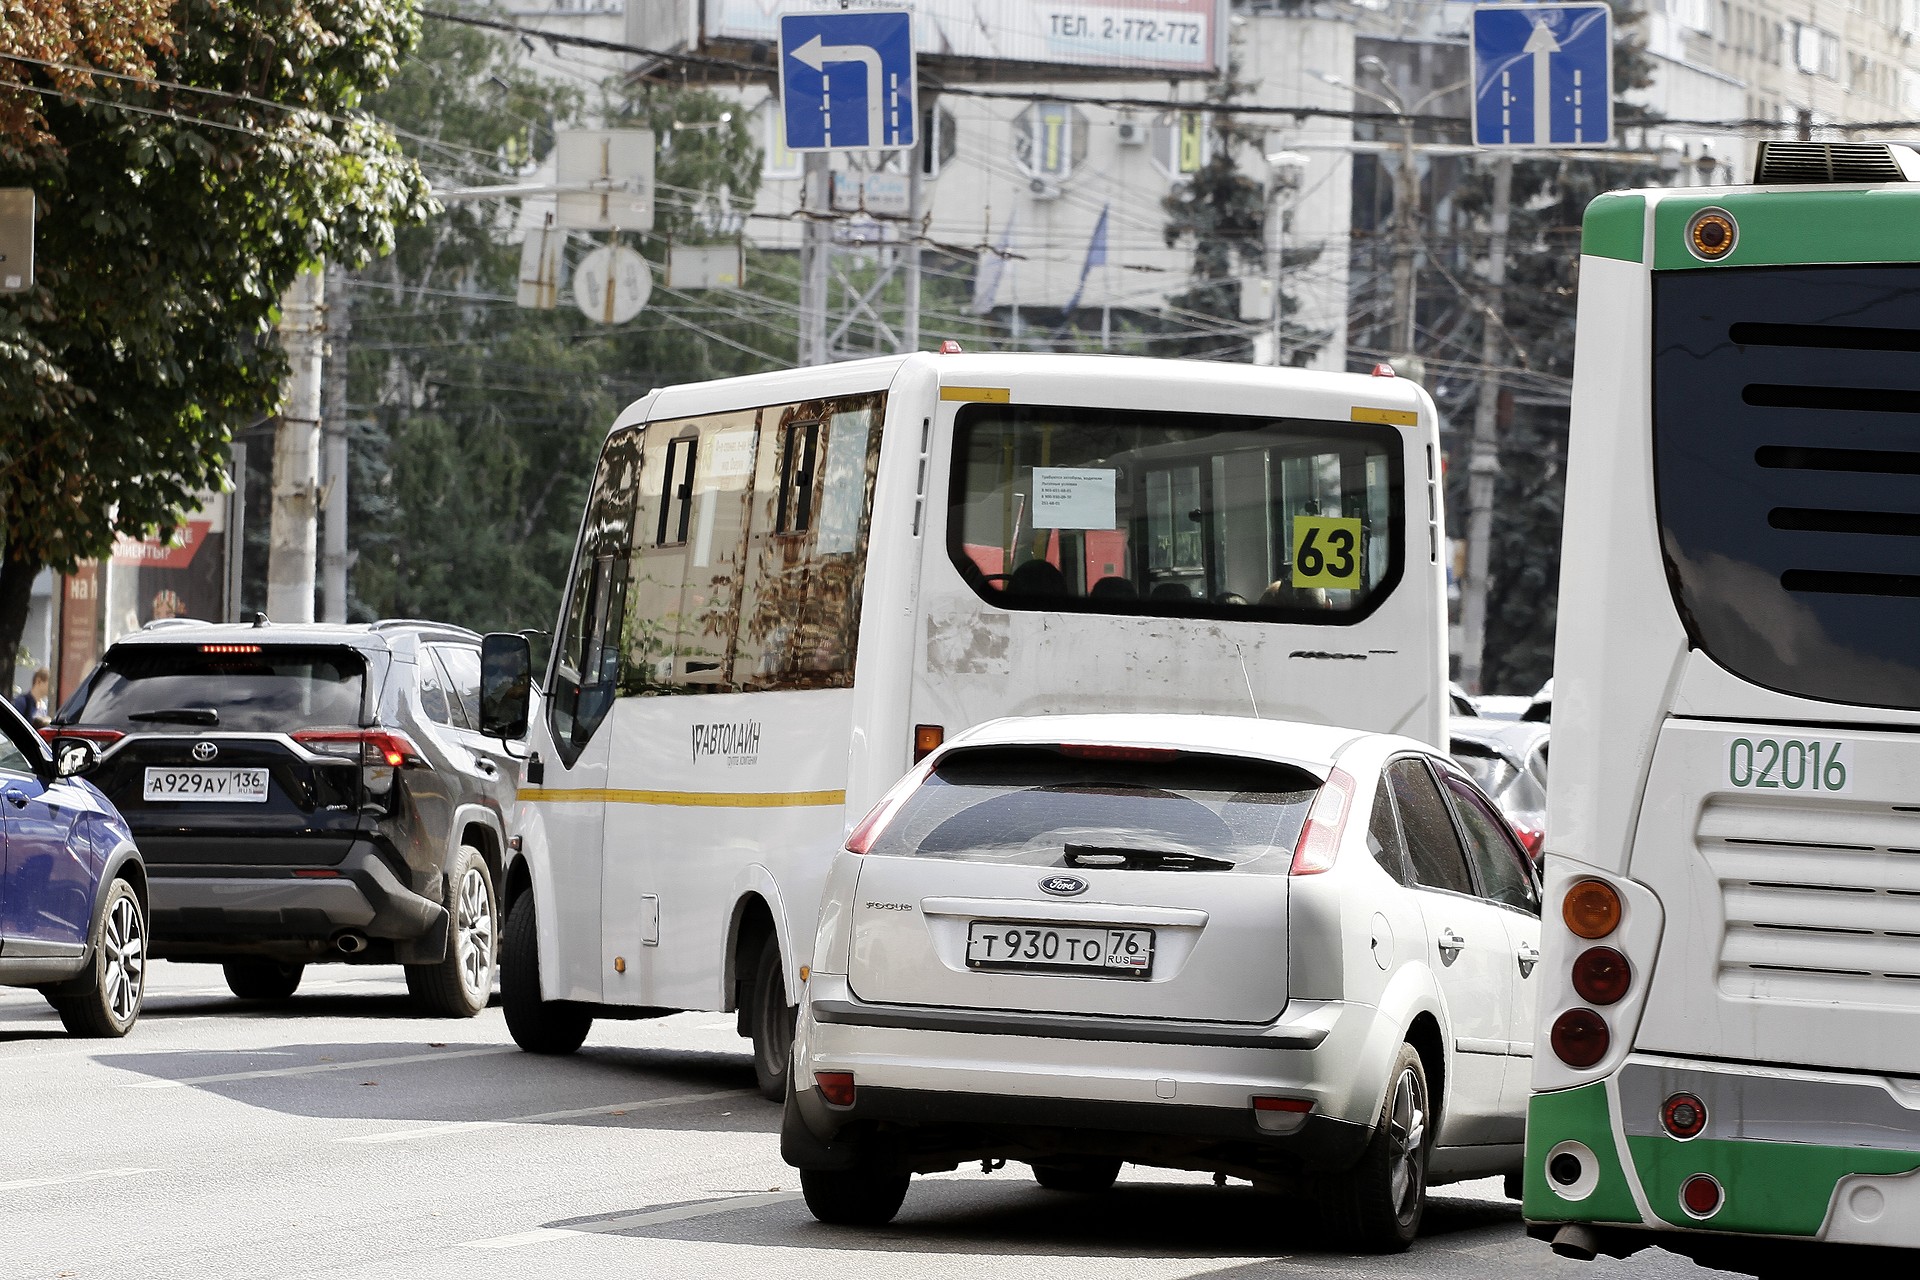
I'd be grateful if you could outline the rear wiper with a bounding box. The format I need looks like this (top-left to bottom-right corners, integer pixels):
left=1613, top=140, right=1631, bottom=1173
left=126, top=707, right=220, bottom=726
left=1064, top=843, right=1235, bottom=872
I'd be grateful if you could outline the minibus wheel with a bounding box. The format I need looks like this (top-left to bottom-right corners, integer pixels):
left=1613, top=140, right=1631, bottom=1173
left=500, top=893, right=591, bottom=1054
left=749, top=934, right=796, bottom=1101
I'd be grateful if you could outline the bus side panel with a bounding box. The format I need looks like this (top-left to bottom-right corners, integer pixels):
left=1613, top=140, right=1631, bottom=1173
left=1546, top=254, right=1689, bottom=880
left=599, top=688, right=854, bottom=1012
left=843, top=359, right=938, bottom=821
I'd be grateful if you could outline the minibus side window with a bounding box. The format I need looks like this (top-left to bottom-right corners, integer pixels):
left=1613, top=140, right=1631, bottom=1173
left=548, top=426, right=640, bottom=762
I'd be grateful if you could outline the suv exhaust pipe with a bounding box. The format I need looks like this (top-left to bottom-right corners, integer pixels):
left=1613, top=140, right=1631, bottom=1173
left=334, top=931, right=369, bottom=955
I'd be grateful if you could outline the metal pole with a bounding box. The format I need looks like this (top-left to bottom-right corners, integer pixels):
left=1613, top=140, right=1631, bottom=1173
left=267, top=266, right=324, bottom=623
left=1457, top=155, right=1513, bottom=694
left=800, top=151, right=831, bottom=365
left=903, top=98, right=929, bottom=353
left=320, top=262, right=351, bottom=623
left=1391, top=122, right=1419, bottom=360
left=1266, top=177, right=1284, bottom=366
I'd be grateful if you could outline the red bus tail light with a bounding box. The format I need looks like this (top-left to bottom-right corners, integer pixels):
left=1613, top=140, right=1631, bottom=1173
left=1549, top=1008, right=1610, bottom=1068
left=1571, top=946, right=1632, bottom=1006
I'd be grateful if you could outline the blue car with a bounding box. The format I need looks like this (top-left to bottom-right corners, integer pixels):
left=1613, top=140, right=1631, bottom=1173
left=0, top=696, right=147, bottom=1036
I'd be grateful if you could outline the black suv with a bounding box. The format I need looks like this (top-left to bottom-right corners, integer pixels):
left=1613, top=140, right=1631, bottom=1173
left=49, top=619, right=518, bottom=1016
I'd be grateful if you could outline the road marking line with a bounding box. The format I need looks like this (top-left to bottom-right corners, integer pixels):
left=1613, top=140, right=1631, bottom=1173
left=461, top=1191, right=801, bottom=1249
left=337, top=1087, right=752, bottom=1144
left=127, top=1046, right=514, bottom=1088
left=0, top=1167, right=154, bottom=1193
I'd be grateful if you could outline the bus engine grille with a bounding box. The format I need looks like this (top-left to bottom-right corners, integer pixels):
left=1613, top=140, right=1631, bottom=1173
left=1701, top=797, right=1920, bottom=1003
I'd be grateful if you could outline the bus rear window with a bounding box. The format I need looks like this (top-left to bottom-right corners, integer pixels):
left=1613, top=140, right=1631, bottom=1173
left=948, top=404, right=1404, bottom=622
left=1653, top=265, right=1920, bottom=708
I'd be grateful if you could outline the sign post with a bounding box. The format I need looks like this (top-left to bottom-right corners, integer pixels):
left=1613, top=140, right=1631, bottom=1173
left=0, top=189, right=34, bottom=293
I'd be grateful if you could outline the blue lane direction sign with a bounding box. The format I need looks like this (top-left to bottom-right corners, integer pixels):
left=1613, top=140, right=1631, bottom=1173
left=779, top=10, right=916, bottom=152
left=1471, top=4, right=1612, bottom=148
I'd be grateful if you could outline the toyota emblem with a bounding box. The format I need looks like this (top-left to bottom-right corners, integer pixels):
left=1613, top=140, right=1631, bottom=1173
left=1039, top=874, right=1088, bottom=897
left=192, top=741, right=219, bottom=762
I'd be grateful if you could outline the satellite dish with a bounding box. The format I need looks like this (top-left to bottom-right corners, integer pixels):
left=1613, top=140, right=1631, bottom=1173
left=572, top=244, right=651, bottom=325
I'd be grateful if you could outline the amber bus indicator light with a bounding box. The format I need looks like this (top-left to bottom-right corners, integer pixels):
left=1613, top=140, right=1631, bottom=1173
left=1563, top=879, right=1623, bottom=939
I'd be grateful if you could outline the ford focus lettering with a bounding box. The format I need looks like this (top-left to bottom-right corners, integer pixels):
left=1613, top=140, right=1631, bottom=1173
left=784, top=714, right=1542, bottom=1251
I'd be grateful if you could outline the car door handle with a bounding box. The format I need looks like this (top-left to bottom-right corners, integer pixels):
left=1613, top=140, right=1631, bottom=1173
left=1437, top=928, right=1466, bottom=954
left=1516, top=942, right=1541, bottom=977
left=1, top=787, right=29, bottom=809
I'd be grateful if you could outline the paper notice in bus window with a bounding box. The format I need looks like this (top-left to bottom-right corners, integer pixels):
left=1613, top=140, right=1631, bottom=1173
left=816, top=409, right=873, bottom=555
left=702, top=429, right=756, bottom=491
left=1032, top=467, right=1117, bottom=530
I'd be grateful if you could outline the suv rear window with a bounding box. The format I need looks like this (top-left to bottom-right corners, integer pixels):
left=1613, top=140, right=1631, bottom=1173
left=67, top=645, right=367, bottom=733
left=865, top=746, right=1321, bottom=873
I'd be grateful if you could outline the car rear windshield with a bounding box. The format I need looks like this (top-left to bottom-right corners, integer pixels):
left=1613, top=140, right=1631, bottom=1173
left=67, top=645, right=368, bottom=733
left=1654, top=263, right=1920, bottom=708
left=948, top=403, right=1404, bottom=623
left=865, top=746, right=1322, bottom=873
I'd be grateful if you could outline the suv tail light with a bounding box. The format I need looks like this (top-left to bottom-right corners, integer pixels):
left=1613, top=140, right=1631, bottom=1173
left=293, top=729, right=427, bottom=768
left=1290, top=767, right=1357, bottom=875
left=40, top=727, right=124, bottom=748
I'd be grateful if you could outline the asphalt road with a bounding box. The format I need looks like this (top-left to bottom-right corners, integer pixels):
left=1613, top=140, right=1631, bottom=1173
left=0, top=964, right=1733, bottom=1280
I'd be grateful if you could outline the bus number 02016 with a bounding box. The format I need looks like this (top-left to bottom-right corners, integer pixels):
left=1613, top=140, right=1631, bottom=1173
left=1727, top=737, right=1850, bottom=793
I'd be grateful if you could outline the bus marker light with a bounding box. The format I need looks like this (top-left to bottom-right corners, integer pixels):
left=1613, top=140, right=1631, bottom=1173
left=1370, top=363, right=1397, bottom=377
left=913, top=724, right=944, bottom=762
left=815, top=1072, right=856, bottom=1107
left=939, top=339, right=964, bottom=353
left=1663, top=1093, right=1708, bottom=1140
left=1549, top=1008, right=1611, bottom=1068
left=1563, top=879, right=1622, bottom=939
left=1685, top=208, right=1738, bottom=262
left=1681, top=1173, right=1723, bottom=1218
left=1571, top=946, right=1632, bottom=1005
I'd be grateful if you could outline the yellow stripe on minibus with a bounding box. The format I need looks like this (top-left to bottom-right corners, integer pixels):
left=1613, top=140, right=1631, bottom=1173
left=1351, top=406, right=1419, bottom=426
left=940, top=386, right=1011, bottom=403
left=521, top=787, right=846, bottom=808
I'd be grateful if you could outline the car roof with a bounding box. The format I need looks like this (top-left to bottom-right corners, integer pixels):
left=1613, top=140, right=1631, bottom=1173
left=943, top=713, right=1424, bottom=773
left=104, top=619, right=478, bottom=651
left=1449, top=716, right=1549, bottom=763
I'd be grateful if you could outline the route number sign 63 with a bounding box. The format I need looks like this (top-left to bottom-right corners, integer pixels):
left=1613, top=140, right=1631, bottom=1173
left=1726, top=737, right=1851, bottom=794
left=1291, top=516, right=1362, bottom=590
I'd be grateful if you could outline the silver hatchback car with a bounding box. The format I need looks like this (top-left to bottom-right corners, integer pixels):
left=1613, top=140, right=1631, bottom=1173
left=784, top=714, right=1543, bottom=1251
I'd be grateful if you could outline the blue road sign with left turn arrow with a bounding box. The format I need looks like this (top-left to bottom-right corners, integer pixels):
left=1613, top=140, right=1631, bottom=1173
left=779, top=10, right=916, bottom=152
left=1471, top=4, right=1612, bottom=148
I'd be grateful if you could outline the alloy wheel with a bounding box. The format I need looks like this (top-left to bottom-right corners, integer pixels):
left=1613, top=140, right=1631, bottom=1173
left=1385, top=1065, right=1427, bottom=1220
left=456, top=866, right=495, bottom=998
left=102, top=894, right=145, bottom=1026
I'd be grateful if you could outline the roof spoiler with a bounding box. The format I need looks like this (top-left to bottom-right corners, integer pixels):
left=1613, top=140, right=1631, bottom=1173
left=1753, top=140, right=1920, bottom=184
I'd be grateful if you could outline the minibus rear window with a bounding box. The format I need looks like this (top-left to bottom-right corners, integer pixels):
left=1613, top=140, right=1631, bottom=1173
left=1653, top=264, right=1920, bottom=708
left=947, top=404, right=1405, bottom=623
left=863, top=746, right=1321, bottom=873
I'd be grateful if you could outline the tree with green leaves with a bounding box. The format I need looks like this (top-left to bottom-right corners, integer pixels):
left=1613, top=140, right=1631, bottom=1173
left=0, top=0, right=430, bottom=686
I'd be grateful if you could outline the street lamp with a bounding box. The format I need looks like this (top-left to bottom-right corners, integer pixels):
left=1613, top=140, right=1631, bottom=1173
left=1262, top=149, right=1310, bottom=367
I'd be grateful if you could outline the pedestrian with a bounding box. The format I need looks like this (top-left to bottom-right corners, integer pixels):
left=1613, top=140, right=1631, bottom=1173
left=11, top=667, right=51, bottom=728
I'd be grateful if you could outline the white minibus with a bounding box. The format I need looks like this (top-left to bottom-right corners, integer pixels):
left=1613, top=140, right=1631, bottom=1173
left=479, top=351, right=1446, bottom=1097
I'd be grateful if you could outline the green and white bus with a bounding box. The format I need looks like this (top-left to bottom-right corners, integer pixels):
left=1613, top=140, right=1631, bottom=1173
left=1526, top=140, right=1920, bottom=1273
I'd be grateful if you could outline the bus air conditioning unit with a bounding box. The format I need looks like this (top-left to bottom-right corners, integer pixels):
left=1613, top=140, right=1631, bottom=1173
left=1752, top=140, right=1920, bottom=184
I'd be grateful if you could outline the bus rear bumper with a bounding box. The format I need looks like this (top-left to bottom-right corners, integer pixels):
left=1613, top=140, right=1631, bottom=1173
left=1525, top=1053, right=1920, bottom=1254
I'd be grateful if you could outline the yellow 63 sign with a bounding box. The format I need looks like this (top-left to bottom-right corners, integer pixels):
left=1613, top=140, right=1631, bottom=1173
left=1290, top=516, right=1362, bottom=589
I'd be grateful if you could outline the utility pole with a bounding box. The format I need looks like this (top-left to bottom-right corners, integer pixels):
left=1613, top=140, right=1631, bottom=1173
left=319, top=262, right=351, bottom=624
left=267, top=267, right=324, bottom=623
left=902, top=100, right=930, bottom=354
left=1263, top=150, right=1309, bottom=366
left=1457, top=155, right=1513, bottom=695
left=1391, top=123, right=1420, bottom=361
left=799, top=151, right=831, bottom=365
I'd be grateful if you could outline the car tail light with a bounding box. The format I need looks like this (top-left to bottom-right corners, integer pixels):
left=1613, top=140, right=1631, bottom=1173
left=1252, top=1096, right=1312, bottom=1114
left=1290, top=767, right=1357, bottom=875
left=1513, top=822, right=1545, bottom=859
left=1680, top=1173, right=1723, bottom=1217
left=1563, top=878, right=1623, bottom=939
left=294, top=729, right=426, bottom=768
left=40, top=727, right=124, bottom=747
left=845, top=757, right=937, bottom=854
left=913, top=724, right=944, bottom=762
left=1571, top=946, right=1632, bottom=1006
left=1662, top=1093, right=1708, bottom=1140
left=200, top=644, right=263, bottom=654
left=1549, top=1008, right=1611, bottom=1068
left=815, top=1071, right=856, bottom=1107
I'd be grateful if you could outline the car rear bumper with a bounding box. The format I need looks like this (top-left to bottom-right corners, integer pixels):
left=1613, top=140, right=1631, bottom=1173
left=786, top=975, right=1385, bottom=1176
left=148, top=842, right=447, bottom=958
